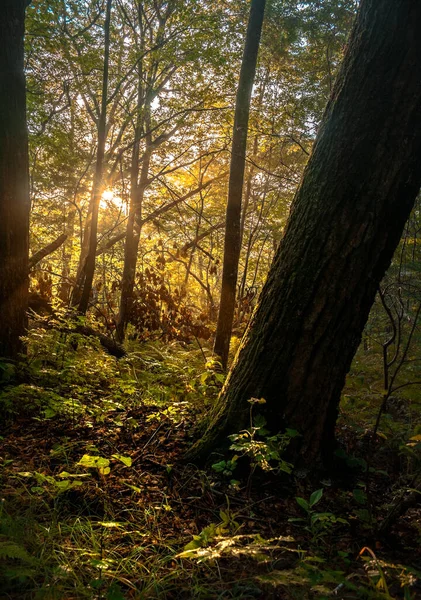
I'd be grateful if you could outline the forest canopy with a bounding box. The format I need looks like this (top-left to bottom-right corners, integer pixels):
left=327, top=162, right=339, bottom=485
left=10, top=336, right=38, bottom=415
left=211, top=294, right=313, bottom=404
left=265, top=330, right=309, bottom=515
left=24, top=0, right=355, bottom=334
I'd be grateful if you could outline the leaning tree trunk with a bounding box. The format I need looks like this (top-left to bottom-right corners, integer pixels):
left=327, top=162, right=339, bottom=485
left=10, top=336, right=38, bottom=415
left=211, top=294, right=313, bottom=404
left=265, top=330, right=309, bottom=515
left=189, top=0, right=421, bottom=466
left=0, top=0, right=30, bottom=360
left=214, top=0, right=266, bottom=369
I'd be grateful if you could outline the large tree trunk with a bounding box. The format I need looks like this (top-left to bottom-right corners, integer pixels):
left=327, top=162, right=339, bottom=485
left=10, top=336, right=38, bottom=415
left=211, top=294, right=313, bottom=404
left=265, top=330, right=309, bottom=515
left=213, top=0, right=266, bottom=369
left=189, top=0, right=421, bottom=466
left=0, top=0, right=30, bottom=360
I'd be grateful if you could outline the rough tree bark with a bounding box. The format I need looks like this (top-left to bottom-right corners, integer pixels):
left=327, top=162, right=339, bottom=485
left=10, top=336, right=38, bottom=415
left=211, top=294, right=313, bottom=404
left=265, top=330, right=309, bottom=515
left=189, top=0, right=421, bottom=466
left=0, top=0, right=31, bottom=360
left=214, top=0, right=266, bottom=369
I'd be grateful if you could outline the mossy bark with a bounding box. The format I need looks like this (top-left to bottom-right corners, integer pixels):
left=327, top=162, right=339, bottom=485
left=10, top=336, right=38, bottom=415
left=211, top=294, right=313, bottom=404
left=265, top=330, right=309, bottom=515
left=0, top=1, right=30, bottom=360
left=188, top=0, right=421, bottom=466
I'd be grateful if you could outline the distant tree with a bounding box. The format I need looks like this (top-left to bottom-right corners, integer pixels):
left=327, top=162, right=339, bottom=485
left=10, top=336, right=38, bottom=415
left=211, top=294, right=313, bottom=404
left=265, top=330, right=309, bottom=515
left=72, top=0, right=113, bottom=314
left=214, top=0, right=266, bottom=369
left=188, top=0, right=421, bottom=466
left=115, top=0, right=174, bottom=342
left=114, top=0, right=236, bottom=341
left=0, top=0, right=31, bottom=360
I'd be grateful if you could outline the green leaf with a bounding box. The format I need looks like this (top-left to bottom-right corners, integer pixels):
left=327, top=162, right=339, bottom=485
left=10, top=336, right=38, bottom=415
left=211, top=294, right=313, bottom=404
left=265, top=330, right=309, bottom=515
left=0, top=541, right=35, bottom=564
left=54, top=480, right=71, bottom=491
left=309, top=488, right=323, bottom=507
left=77, top=454, right=99, bottom=468
left=43, top=408, right=57, bottom=419
left=353, top=488, right=367, bottom=505
left=112, top=454, right=132, bottom=467
left=107, top=583, right=125, bottom=600
left=57, top=471, right=90, bottom=478
left=355, top=508, right=371, bottom=524
left=183, top=538, right=203, bottom=551
left=55, top=480, right=83, bottom=492
left=296, top=497, right=309, bottom=512
left=77, top=454, right=110, bottom=470
left=253, top=414, right=267, bottom=429
left=211, top=460, right=227, bottom=473
left=123, top=482, right=142, bottom=493
left=304, top=555, right=325, bottom=563
left=285, top=428, right=300, bottom=438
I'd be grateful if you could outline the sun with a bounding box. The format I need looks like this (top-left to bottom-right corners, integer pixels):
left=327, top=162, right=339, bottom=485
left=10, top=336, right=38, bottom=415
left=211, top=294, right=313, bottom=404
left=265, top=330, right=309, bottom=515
left=100, top=189, right=128, bottom=214
left=101, top=189, right=115, bottom=202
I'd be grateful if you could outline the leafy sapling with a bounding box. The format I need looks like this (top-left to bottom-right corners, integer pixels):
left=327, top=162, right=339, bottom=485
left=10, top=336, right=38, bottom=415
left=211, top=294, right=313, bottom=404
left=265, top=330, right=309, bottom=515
left=290, top=488, right=348, bottom=546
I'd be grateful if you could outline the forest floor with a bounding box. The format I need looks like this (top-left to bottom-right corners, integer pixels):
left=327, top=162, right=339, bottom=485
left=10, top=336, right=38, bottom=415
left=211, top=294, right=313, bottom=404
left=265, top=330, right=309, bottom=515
left=0, top=329, right=420, bottom=599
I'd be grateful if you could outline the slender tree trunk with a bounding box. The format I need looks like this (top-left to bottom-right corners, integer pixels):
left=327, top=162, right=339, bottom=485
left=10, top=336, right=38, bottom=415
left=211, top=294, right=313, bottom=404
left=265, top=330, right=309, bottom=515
left=115, top=92, right=152, bottom=343
left=182, top=201, right=203, bottom=297
left=59, top=208, right=76, bottom=303
left=114, top=60, right=145, bottom=343
left=239, top=137, right=257, bottom=250
left=238, top=140, right=272, bottom=322
left=182, top=161, right=206, bottom=296
left=72, top=0, right=112, bottom=314
left=0, top=0, right=30, bottom=360
left=115, top=144, right=152, bottom=342
left=188, top=0, right=421, bottom=467
left=214, top=0, right=266, bottom=369
left=239, top=72, right=268, bottom=251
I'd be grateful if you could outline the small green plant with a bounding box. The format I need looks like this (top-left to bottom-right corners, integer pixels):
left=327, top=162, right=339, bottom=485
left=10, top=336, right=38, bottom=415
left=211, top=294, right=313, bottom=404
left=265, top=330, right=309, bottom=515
left=77, top=453, right=133, bottom=476
left=211, top=456, right=238, bottom=477
left=0, top=536, right=37, bottom=593
left=211, top=398, right=299, bottom=494
left=179, top=504, right=241, bottom=559
left=290, top=489, right=348, bottom=546
left=228, top=398, right=298, bottom=474
left=0, top=359, right=16, bottom=385
left=16, top=470, right=88, bottom=497
left=356, top=546, right=420, bottom=599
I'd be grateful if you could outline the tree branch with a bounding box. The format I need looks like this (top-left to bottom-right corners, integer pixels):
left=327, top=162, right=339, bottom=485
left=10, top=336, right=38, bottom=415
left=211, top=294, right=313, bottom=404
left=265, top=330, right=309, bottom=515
left=29, top=234, right=68, bottom=271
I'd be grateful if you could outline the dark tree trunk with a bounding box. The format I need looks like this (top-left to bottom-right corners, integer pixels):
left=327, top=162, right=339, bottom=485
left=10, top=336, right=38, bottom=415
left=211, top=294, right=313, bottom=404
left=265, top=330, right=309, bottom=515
left=0, top=0, right=30, bottom=360
left=214, top=0, right=266, bottom=369
left=72, top=0, right=112, bottom=314
left=115, top=81, right=152, bottom=343
left=115, top=142, right=152, bottom=342
left=59, top=208, right=76, bottom=303
left=189, top=0, right=421, bottom=466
